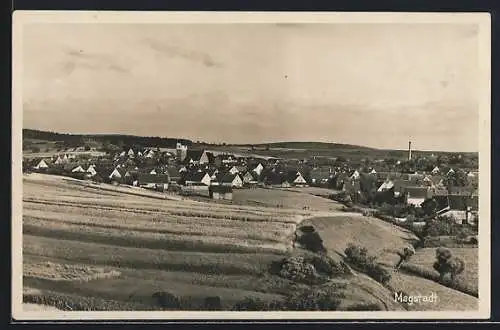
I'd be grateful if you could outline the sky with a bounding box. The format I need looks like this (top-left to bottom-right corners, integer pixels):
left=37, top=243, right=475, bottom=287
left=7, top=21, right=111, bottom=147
left=22, top=22, right=480, bottom=152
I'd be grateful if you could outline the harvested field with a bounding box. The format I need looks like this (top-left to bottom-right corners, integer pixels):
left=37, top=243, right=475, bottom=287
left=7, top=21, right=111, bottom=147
left=24, top=261, right=121, bottom=282
left=21, top=174, right=303, bottom=310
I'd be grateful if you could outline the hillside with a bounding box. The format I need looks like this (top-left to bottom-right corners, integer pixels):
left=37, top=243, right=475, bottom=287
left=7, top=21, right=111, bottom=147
left=23, top=129, right=192, bottom=149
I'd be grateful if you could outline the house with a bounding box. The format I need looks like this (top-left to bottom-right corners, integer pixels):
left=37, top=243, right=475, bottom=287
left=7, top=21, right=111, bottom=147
left=137, top=173, right=170, bottom=191
left=184, top=149, right=214, bottom=165
left=214, top=173, right=244, bottom=188
left=229, top=165, right=247, bottom=175
left=209, top=185, right=233, bottom=200
left=431, top=166, right=440, bottom=175
left=241, top=171, right=256, bottom=185
left=252, top=163, right=264, bottom=176
left=181, top=171, right=212, bottom=186
left=108, top=167, right=124, bottom=181
left=70, top=165, right=86, bottom=173
left=127, top=148, right=135, bottom=158
left=288, top=171, right=307, bottom=187
left=377, top=180, right=395, bottom=192
left=33, top=159, right=50, bottom=170
left=349, top=170, right=360, bottom=180
left=369, top=168, right=377, bottom=175
left=54, top=155, right=66, bottom=165
left=444, top=195, right=479, bottom=225
left=446, top=168, right=455, bottom=176
left=405, top=186, right=431, bottom=207
left=86, top=164, right=97, bottom=177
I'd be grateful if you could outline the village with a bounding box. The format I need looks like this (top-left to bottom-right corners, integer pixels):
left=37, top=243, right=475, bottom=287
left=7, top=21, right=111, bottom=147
left=23, top=139, right=479, bottom=231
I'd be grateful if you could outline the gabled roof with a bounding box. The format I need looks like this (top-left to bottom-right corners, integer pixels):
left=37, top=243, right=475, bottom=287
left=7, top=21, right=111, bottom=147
left=184, top=170, right=209, bottom=182
left=215, top=172, right=241, bottom=184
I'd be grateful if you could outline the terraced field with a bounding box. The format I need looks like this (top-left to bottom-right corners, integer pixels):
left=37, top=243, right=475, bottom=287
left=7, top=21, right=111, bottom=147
left=20, top=174, right=336, bottom=310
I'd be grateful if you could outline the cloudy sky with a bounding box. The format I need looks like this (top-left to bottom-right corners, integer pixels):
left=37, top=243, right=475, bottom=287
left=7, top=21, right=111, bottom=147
left=22, top=22, right=480, bottom=151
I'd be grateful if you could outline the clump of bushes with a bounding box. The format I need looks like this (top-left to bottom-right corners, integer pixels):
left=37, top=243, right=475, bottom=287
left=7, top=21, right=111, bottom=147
left=231, top=283, right=347, bottom=311
left=296, top=225, right=327, bottom=253
left=344, top=243, right=392, bottom=285
left=278, top=256, right=321, bottom=284
left=274, top=254, right=349, bottom=285
left=433, top=247, right=466, bottom=284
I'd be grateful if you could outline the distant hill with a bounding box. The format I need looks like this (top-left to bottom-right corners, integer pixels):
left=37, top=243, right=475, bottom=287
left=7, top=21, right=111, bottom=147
left=23, top=129, right=193, bottom=149
left=238, top=141, right=377, bottom=151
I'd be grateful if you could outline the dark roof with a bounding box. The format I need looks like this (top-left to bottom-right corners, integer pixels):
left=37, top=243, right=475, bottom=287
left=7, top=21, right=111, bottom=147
left=166, top=167, right=181, bottom=178
left=184, top=150, right=204, bottom=162
left=183, top=170, right=208, bottom=182
left=138, top=174, right=169, bottom=184
left=216, top=172, right=240, bottom=183
left=406, top=186, right=429, bottom=199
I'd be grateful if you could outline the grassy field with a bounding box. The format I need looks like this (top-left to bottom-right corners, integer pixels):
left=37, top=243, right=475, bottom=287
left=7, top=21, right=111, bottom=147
left=401, top=248, right=478, bottom=296
left=304, top=216, right=479, bottom=311
left=232, top=188, right=342, bottom=211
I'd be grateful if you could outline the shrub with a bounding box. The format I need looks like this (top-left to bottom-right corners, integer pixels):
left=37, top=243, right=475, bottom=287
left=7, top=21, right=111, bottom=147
left=152, top=291, right=181, bottom=309
left=204, top=296, right=222, bottom=311
left=297, top=231, right=327, bottom=253
left=307, top=255, right=348, bottom=277
left=344, top=243, right=392, bottom=285
left=433, top=247, right=466, bottom=284
left=285, top=284, right=346, bottom=311
left=278, top=256, right=321, bottom=284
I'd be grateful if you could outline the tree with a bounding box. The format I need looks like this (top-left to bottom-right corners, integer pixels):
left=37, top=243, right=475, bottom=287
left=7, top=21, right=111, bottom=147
left=395, top=246, right=415, bottom=270
left=433, top=247, right=465, bottom=284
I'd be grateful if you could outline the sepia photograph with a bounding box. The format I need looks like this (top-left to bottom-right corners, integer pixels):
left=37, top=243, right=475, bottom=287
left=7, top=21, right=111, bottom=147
left=12, top=11, right=491, bottom=320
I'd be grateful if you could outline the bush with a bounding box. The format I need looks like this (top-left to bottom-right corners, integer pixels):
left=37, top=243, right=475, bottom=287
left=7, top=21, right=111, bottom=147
left=152, top=291, right=181, bottom=309
left=278, top=256, right=321, bottom=284
left=285, top=284, right=346, bottom=311
left=433, top=247, right=466, bottom=284
left=297, top=231, right=327, bottom=253
left=344, top=243, right=392, bottom=285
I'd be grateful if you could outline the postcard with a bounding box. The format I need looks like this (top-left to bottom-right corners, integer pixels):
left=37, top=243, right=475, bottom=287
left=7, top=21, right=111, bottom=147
left=12, top=10, right=491, bottom=320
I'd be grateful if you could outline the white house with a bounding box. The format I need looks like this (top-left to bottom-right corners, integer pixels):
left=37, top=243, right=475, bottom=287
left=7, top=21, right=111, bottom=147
left=34, top=159, right=49, bottom=170
left=109, top=168, right=123, bottom=180
left=431, top=166, right=440, bottom=175
left=293, top=172, right=307, bottom=186
left=447, top=168, right=455, bottom=176
left=86, top=165, right=97, bottom=177
left=229, top=166, right=240, bottom=175
left=369, top=168, right=377, bottom=174
left=71, top=165, right=86, bottom=173
left=377, top=180, right=394, bottom=192
left=349, top=170, right=360, bottom=180
left=253, top=163, right=264, bottom=176
left=127, top=148, right=135, bottom=157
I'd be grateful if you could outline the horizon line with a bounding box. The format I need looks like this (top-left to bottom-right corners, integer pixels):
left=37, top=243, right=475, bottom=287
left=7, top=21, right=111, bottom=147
left=22, top=127, right=479, bottom=154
